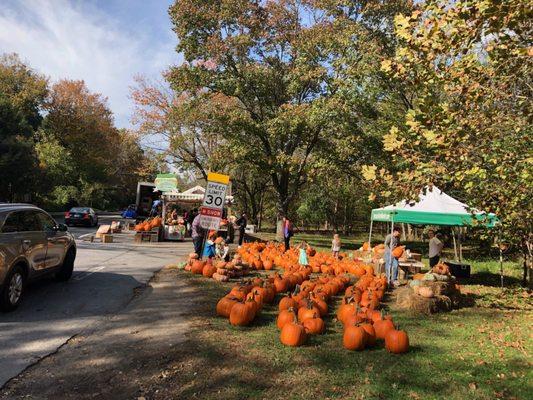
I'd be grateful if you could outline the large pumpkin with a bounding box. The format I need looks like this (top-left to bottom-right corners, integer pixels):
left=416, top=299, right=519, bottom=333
left=216, top=296, right=238, bottom=318
left=385, top=328, right=410, bottom=354
left=229, top=301, right=255, bottom=326
left=280, top=321, right=307, bottom=347
left=343, top=325, right=366, bottom=351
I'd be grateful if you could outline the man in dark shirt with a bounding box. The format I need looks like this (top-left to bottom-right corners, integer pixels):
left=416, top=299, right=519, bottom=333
left=236, top=213, right=247, bottom=246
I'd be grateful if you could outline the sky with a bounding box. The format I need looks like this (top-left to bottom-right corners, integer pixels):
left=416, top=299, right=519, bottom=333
left=0, top=0, right=181, bottom=128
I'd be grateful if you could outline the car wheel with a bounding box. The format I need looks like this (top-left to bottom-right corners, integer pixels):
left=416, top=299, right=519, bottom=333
left=1, top=265, right=25, bottom=312
left=55, top=249, right=75, bottom=282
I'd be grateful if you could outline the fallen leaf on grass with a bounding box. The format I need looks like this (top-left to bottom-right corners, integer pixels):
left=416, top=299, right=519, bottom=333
left=469, top=382, right=477, bottom=391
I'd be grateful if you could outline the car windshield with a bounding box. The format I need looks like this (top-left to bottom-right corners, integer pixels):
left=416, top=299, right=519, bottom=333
left=70, top=207, right=89, bottom=213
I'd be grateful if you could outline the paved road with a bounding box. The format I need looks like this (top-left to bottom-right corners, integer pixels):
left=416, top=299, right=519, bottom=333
left=0, top=215, right=191, bottom=387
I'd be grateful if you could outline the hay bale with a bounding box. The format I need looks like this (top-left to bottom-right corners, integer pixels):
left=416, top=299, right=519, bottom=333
left=419, top=281, right=457, bottom=296
left=396, top=286, right=454, bottom=314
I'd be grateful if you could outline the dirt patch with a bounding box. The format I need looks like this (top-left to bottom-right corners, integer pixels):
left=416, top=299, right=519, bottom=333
left=0, top=267, right=204, bottom=400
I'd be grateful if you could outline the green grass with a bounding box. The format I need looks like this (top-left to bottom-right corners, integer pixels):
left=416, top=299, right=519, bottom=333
left=154, top=265, right=532, bottom=400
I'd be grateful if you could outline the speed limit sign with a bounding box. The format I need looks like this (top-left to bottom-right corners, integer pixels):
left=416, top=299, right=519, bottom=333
left=199, top=172, right=230, bottom=230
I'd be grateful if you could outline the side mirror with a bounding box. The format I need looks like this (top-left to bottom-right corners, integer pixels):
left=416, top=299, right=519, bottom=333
left=57, top=223, right=68, bottom=232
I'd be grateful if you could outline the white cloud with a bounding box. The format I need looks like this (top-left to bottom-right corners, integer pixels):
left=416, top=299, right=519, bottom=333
left=0, top=0, right=180, bottom=127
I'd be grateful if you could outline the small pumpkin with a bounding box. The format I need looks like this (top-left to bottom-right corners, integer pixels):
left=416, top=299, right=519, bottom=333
left=360, top=323, right=376, bottom=346
left=279, top=295, right=298, bottom=312
left=373, top=318, right=395, bottom=340
left=302, top=316, right=325, bottom=335
left=277, top=308, right=297, bottom=330
left=418, top=286, right=434, bottom=298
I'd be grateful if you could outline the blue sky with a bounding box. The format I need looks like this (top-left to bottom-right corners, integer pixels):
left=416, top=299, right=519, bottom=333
left=0, top=0, right=181, bottom=127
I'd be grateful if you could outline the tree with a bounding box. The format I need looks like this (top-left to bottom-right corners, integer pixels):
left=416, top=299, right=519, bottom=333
left=363, top=1, right=533, bottom=285
left=168, top=0, right=344, bottom=218
left=0, top=54, right=48, bottom=201
left=42, top=80, right=155, bottom=209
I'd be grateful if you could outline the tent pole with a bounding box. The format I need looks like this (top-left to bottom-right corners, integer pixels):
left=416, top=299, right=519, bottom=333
left=452, top=228, right=458, bottom=261
left=368, top=218, right=373, bottom=247
left=388, top=214, right=395, bottom=283
left=459, top=227, right=463, bottom=262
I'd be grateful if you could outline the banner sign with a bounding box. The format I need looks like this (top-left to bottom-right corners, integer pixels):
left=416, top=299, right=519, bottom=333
left=199, top=172, right=230, bottom=230
left=154, top=173, right=178, bottom=192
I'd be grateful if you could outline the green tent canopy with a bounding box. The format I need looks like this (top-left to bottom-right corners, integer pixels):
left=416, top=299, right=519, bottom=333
left=370, top=187, right=497, bottom=227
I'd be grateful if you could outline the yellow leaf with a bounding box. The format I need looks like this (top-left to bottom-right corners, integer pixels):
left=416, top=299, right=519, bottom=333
left=362, top=165, right=378, bottom=181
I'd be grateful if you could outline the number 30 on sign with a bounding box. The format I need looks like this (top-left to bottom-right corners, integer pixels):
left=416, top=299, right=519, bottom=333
left=199, top=172, right=230, bottom=230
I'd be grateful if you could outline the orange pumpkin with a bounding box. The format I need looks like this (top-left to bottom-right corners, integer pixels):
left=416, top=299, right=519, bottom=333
left=303, top=316, right=325, bottom=335
left=385, top=328, right=410, bottom=354
left=343, top=325, right=367, bottom=351
left=280, top=320, right=306, bottom=347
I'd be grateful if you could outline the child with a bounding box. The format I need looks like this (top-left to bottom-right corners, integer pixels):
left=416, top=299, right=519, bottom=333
left=297, top=241, right=309, bottom=267
left=202, top=232, right=217, bottom=260
left=332, top=234, right=341, bottom=259
left=215, top=237, right=230, bottom=262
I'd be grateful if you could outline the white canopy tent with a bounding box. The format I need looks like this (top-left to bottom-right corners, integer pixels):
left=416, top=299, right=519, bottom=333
left=369, top=186, right=497, bottom=261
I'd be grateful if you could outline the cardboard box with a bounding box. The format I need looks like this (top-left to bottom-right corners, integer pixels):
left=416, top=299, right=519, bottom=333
left=102, top=234, right=113, bottom=243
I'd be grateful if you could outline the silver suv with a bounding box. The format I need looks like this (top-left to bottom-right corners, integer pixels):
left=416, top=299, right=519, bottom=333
left=0, top=204, right=76, bottom=311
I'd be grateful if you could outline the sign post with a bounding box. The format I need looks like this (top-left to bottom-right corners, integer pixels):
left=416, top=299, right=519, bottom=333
left=199, top=172, right=230, bottom=231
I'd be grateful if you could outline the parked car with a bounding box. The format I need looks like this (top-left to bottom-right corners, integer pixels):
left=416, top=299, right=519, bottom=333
left=0, top=203, right=77, bottom=311
left=65, top=207, right=98, bottom=227
left=121, top=204, right=137, bottom=219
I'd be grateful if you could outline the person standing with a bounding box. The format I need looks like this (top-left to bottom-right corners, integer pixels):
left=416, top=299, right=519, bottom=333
left=236, top=213, right=247, bottom=246
left=331, top=233, right=341, bottom=259
left=187, top=208, right=197, bottom=237
left=191, top=212, right=204, bottom=258
left=428, top=229, right=444, bottom=267
left=384, top=227, right=401, bottom=286
left=227, top=215, right=236, bottom=244
left=282, top=216, right=294, bottom=252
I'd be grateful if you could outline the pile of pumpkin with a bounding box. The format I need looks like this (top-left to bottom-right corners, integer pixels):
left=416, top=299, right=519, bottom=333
left=336, top=275, right=409, bottom=353
left=215, top=240, right=410, bottom=354
left=185, top=252, right=250, bottom=282
left=134, top=217, right=162, bottom=232
left=276, top=274, right=349, bottom=346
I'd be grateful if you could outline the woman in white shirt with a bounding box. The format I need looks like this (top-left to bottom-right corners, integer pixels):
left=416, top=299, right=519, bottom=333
left=428, top=229, right=444, bottom=267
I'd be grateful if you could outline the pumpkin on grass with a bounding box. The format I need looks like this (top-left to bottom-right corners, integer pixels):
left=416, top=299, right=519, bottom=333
left=279, top=294, right=298, bottom=312
left=297, top=301, right=321, bottom=323
left=385, top=327, right=410, bottom=354
left=280, top=319, right=307, bottom=347
left=216, top=296, right=239, bottom=318
left=277, top=308, right=297, bottom=330
left=343, top=325, right=367, bottom=351
left=229, top=301, right=255, bottom=326
left=302, top=316, right=325, bottom=335
left=359, top=323, right=376, bottom=346
left=374, top=318, right=395, bottom=340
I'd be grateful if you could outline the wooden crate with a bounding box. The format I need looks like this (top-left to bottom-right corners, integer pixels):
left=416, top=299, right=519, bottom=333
left=102, top=234, right=113, bottom=243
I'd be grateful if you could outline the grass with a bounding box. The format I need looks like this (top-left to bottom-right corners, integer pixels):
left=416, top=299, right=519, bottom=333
left=146, top=259, right=532, bottom=400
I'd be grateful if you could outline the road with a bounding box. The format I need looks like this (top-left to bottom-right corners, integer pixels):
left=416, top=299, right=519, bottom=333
left=0, top=215, right=190, bottom=387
